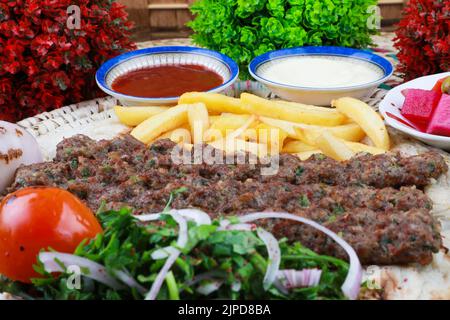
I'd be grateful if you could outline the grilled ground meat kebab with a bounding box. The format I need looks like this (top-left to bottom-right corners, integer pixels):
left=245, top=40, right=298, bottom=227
left=5, top=135, right=448, bottom=265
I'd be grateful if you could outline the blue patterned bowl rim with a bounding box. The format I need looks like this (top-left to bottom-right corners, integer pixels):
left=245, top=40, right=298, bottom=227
left=249, top=46, right=394, bottom=91
left=96, top=46, right=240, bottom=101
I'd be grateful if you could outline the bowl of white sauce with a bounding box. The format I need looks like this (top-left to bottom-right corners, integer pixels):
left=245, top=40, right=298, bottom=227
left=249, top=46, right=393, bottom=106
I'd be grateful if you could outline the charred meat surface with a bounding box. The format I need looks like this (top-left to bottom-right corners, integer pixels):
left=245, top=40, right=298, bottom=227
left=6, top=135, right=447, bottom=265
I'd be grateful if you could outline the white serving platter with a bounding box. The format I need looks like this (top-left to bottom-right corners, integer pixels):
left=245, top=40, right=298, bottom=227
left=379, top=72, right=450, bottom=150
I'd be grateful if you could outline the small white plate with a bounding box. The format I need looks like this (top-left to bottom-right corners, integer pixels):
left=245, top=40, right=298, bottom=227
left=379, top=72, right=450, bottom=150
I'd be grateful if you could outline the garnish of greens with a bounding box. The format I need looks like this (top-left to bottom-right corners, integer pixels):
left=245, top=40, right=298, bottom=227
left=0, top=201, right=363, bottom=300
left=188, top=0, right=378, bottom=79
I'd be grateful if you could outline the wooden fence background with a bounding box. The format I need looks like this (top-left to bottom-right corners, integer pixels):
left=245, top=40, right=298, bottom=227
left=118, top=0, right=406, bottom=41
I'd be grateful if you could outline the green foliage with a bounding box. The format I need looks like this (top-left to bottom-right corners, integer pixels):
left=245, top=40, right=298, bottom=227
left=188, top=0, right=378, bottom=79
left=1, top=208, right=349, bottom=300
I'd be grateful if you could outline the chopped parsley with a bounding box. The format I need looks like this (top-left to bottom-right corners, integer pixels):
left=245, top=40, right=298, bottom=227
left=147, top=159, right=156, bottom=168
left=70, top=159, right=78, bottom=170
left=298, top=194, right=310, bottom=208
left=80, top=167, right=91, bottom=178
left=332, top=204, right=345, bottom=215
left=295, top=166, right=304, bottom=177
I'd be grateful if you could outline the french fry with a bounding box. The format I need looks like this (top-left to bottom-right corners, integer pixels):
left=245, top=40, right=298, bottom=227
left=114, top=106, right=170, bottom=126
left=131, top=104, right=190, bottom=144
left=158, top=128, right=192, bottom=144
left=188, top=103, right=210, bottom=144
left=315, top=131, right=355, bottom=161
left=300, top=123, right=366, bottom=145
left=332, top=97, right=390, bottom=150
left=253, top=123, right=288, bottom=152
left=282, top=140, right=317, bottom=153
left=227, top=115, right=257, bottom=141
left=344, top=141, right=386, bottom=155
left=179, top=92, right=248, bottom=114
left=209, top=115, right=221, bottom=125
left=276, top=100, right=340, bottom=114
left=204, top=114, right=254, bottom=141
left=296, top=150, right=324, bottom=161
left=240, top=93, right=346, bottom=126
left=209, top=139, right=269, bottom=158
left=259, top=117, right=304, bottom=140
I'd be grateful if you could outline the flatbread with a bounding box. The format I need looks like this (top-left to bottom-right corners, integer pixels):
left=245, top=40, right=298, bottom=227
left=363, top=129, right=450, bottom=299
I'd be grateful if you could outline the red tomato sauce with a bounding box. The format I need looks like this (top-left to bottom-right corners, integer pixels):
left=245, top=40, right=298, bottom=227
left=111, top=64, right=224, bottom=98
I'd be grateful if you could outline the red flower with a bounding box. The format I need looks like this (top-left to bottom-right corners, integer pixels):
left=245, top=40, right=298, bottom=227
left=394, top=0, right=450, bottom=81
left=0, top=0, right=136, bottom=122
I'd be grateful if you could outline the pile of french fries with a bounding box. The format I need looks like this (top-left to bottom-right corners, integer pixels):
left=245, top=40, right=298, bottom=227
left=114, top=92, right=390, bottom=161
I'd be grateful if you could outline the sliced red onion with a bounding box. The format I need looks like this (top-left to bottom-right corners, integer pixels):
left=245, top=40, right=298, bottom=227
left=39, top=252, right=124, bottom=290
left=137, top=211, right=188, bottom=260
left=145, top=250, right=180, bottom=300
left=114, top=270, right=147, bottom=294
left=219, top=219, right=231, bottom=229
left=238, top=211, right=363, bottom=300
left=174, top=209, right=212, bottom=226
left=231, top=280, right=242, bottom=292
left=256, top=228, right=281, bottom=290
left=196, top=280, right=224, bottom=296
left=278, top=269, right=322, bottom=289
left=151, top=246, right=179, bottom=260
left=169, top=211, right=188, bottom=248
left=135, top=213, right=161, bottom=222
left=136, top=209, right=211, bottom=226
left=186, top=271, right=226, bottom=286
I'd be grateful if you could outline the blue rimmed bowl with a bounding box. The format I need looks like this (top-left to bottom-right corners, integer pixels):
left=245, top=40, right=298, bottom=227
left=249, top=46, right=394, bottom=106
left=96, top=46, right=239, bottom=106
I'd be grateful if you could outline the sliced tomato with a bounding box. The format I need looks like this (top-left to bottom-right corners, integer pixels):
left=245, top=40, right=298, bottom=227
left=0, top=187, right=102, bottom=283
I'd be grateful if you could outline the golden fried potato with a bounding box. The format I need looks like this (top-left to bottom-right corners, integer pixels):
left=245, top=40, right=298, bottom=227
left=259, top=117, right=304, bottom=140
left=282, top=140, right=317, bottom=153
left=240, top=93, right=346, bottom=126
left=114, top=106, right=170, bottom=126
left=204, top=114, right=254, bottom=141
left=188, top=103, right=210, bottom=144
left=332, top=97, right=390, bottom=150
left=158, top=128, right=192, bottom=144
left=131, top=104, right=190, bottom=144
left=300, top=123, right=366, bottom=145
left=315, top=131, right=355, bottom=161
left=209, top=139, right=269, bottom=158
left=276, top=100, right=340, bottom=114
left=179, top=92, right=248, bottom=114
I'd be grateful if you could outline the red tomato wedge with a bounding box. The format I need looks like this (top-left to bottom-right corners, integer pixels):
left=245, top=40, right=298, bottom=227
left=0, top=187, right=102, bottom=283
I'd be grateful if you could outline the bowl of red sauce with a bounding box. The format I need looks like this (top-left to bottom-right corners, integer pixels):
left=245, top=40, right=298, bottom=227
left=96, top=46, right=239, bottom=105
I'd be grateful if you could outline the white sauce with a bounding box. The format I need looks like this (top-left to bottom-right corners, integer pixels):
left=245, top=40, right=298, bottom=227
left=259, top=55, right=384, bottom=88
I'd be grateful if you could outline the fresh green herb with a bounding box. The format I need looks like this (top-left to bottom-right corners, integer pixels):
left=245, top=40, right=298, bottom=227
left=80, top=167, right=90, bottom=178
left=147, top=159, right=156, bottom=167
left=0, top=208, right=349, bottom=300
left=164, top=187, right=189, bottom=211
left=102, top=165, right=113, bottom=173
left=327, top=215, right=337, bottom=223
left=70, top=159, right=78, bottom=170
left=129, top=175, right=141, bottom=184
left=295, top=166, right=304, bottom=177
left=298, top=194, right=310, bottom=208
left=65, top=148, right=73, bottom=156
left=332, top=204, right=345, bottom=215
left=189, top=0, right=378, bottom=79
